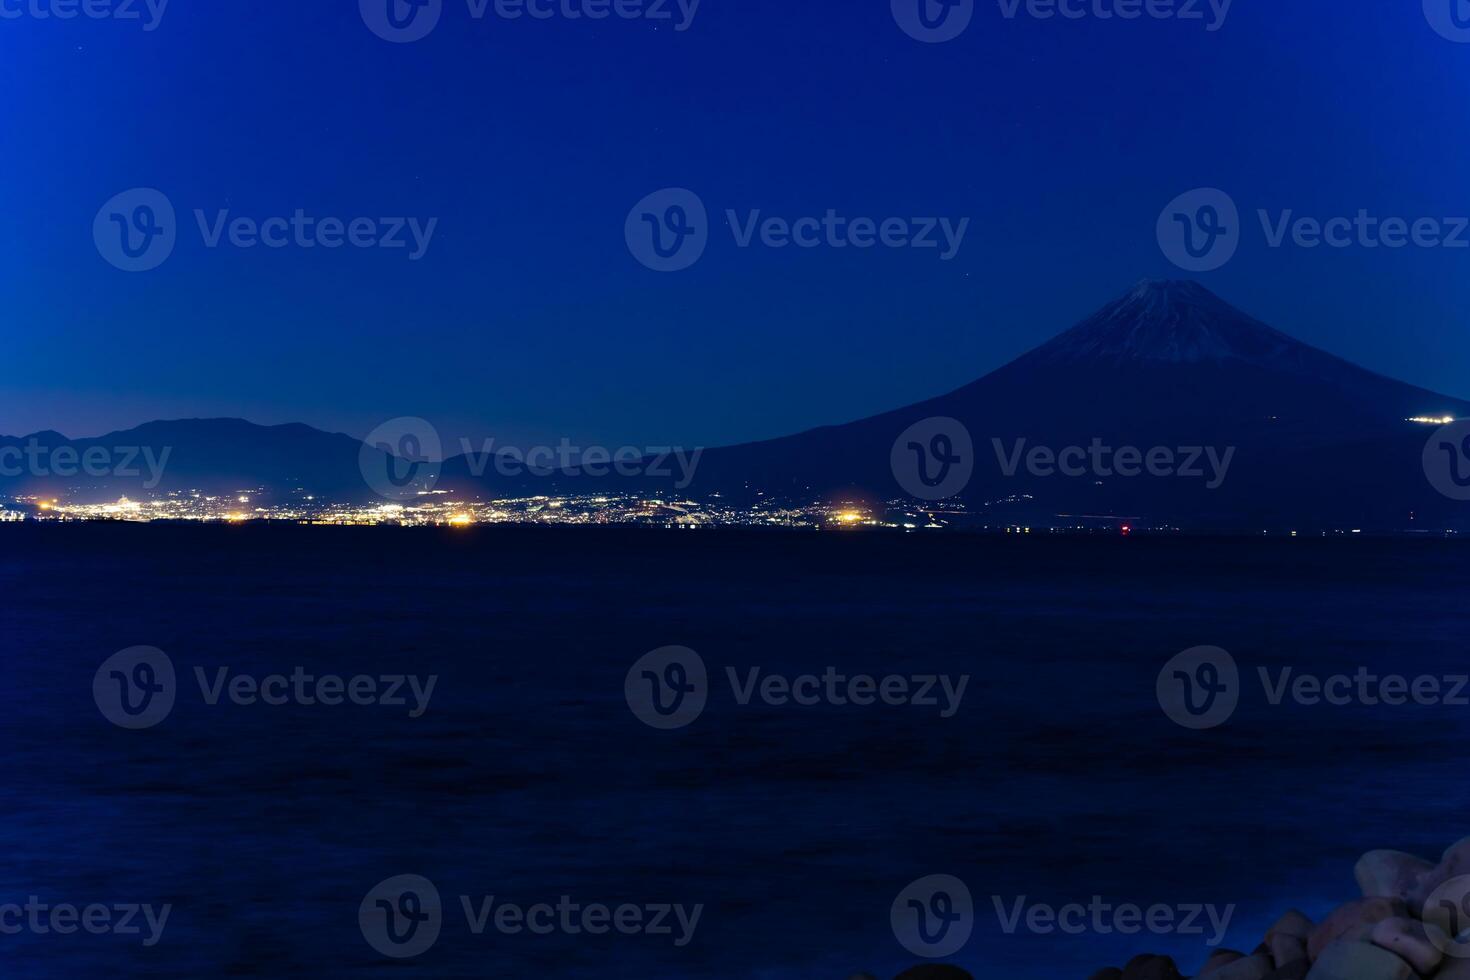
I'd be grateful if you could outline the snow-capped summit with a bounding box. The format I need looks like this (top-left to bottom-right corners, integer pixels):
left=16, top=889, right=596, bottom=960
left=1020, top=279, right=1320, bottom=370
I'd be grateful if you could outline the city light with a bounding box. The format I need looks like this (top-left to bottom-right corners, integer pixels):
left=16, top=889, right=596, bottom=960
left=5, top=492, right=937, bottom=531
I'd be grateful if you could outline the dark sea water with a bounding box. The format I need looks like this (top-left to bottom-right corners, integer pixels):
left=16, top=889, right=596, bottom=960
left=1, top=524, right=1467, bottom=978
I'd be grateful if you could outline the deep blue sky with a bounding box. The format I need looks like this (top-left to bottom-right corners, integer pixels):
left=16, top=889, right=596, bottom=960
left=4, top=1, right=1470, bottom=450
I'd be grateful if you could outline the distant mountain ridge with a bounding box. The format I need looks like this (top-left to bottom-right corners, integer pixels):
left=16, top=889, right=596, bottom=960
left=0, top=419, right=381, bottom=503
left=6, top=280, right=1469, bottom=530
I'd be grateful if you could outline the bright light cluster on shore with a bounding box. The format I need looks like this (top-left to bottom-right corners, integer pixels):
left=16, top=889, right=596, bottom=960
left=0, top=488, right=1178, bottom=534
left=5, top=491, right=932, bottom=531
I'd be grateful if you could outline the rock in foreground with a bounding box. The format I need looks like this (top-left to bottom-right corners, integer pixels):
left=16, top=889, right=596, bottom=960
left=1088, top=837, right=1470, bottom=979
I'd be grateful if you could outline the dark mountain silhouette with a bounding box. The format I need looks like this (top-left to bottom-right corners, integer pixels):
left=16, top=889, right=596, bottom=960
left=651, top=279, right=1470, bottom=528
left=6, top=280, right=1468, bottom=529
left=0, top=419, right=394, bottom=503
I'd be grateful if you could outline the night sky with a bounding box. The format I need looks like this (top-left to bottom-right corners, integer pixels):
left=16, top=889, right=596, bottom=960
left=4, top=1, right=1469, bottom=452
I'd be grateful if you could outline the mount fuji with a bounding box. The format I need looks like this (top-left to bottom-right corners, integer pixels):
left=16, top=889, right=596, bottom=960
left=610, top=279, right=1470, bottom=529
